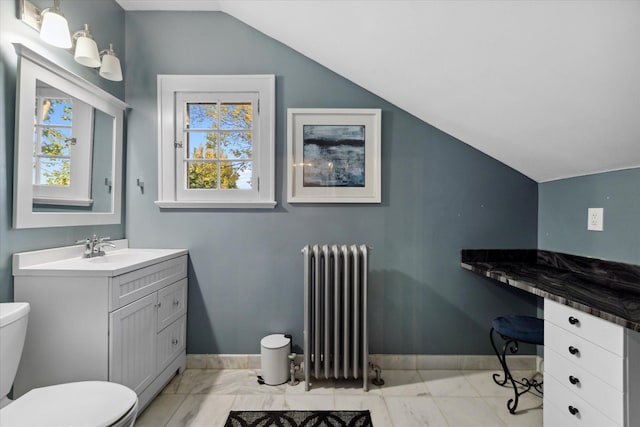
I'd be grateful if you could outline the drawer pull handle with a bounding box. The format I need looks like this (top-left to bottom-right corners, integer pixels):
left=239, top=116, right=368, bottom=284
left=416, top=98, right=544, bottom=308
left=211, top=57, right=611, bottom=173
left=568, top=346, right=580, bottom=355
left=568, top=316, right=579, bottom=325
left=569, top=375, right=580, bottom=385
left=172, top=338, right=179, bottom=346
left=568, top=405, right=579, bottom=416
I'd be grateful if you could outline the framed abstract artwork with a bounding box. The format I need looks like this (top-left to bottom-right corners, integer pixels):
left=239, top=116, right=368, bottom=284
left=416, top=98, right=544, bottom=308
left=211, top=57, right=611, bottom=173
left=287, top=108, right=381, bottom=203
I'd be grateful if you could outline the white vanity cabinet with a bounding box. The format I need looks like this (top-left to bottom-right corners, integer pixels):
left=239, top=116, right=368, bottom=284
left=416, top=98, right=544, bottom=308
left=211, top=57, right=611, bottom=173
left=12, top=243, right=188, bottom=412
left=543, top=299, right=640, bottom=426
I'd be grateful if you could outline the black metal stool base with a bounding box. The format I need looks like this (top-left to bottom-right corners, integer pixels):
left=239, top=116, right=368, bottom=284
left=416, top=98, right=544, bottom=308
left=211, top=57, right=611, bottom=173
left=490, top=327, right=543, bottom=414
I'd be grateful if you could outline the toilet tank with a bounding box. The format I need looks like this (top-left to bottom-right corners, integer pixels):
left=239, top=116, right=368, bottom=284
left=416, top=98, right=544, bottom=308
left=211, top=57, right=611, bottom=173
left=0, top=303, right=30, bottom=407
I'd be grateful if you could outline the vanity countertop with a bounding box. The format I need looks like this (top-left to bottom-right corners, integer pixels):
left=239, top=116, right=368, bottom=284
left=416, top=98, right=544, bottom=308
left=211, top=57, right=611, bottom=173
left=13, top=239, right=188, bottom=277
left=461, top=249, right=640, bottom=331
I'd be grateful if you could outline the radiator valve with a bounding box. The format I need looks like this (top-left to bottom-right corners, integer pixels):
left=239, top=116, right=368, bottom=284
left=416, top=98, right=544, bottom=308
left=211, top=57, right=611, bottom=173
left=369, top=362, right=385, bottom=386
left=288, top=353, right=300, bottom=386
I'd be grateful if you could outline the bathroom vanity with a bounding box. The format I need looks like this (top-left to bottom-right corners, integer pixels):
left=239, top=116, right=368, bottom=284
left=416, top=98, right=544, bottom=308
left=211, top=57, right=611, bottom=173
left=462, top=250, right=640, bottom=427
left=12, top=240, right=188, bottom=411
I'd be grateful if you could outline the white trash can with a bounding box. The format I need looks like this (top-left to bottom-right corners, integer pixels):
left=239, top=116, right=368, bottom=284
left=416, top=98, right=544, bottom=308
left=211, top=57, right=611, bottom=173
left=260, top=334, right=290, bottom=385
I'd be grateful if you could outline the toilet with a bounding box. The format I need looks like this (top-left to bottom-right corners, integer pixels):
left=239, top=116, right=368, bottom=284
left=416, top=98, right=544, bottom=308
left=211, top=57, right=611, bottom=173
left=0, top=302, right=138, bottom=427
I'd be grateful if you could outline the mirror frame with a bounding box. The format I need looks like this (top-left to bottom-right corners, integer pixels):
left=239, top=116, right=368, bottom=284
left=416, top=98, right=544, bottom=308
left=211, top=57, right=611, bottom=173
left=13, top=43, right=127, bottom=229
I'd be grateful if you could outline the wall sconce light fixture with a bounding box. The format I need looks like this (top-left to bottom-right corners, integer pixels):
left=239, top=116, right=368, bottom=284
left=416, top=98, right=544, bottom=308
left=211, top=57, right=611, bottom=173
left=36, top=0, right=72, bottom=48
left=20, top=0, right=123, bottom=82
left=99, top=44, right=123, bottom=82
left=73, top=24, right=101, bottom=68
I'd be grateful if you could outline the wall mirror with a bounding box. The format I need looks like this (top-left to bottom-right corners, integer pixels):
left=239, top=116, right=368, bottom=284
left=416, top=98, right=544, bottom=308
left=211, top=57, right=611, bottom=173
left=13, top=43, right=127, bottom=228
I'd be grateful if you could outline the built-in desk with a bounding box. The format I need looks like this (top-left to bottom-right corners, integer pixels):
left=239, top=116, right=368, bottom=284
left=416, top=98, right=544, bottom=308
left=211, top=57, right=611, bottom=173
left=461, top=249, right=640, bottom=331
left=461, top=249, right=640, bottom=427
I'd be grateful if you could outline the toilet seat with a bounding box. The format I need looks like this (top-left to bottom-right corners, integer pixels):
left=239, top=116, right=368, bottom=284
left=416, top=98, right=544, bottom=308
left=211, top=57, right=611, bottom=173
left=0, top=381, right=138, bottom=427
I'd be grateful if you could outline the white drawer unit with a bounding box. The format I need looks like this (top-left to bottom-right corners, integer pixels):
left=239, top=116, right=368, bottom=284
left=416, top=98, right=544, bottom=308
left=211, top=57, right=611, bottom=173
left=545, top=320, right=624, bottom=390
left=545, top=298, right=624, bottom=356
left=13, top=243, right=188, bottom=413
left=157, top=315, right=187, bottom=374
left=544, top=299, right=640, bottom=427
left=157, top=278, right=188, bottom=330
left=545, top=346, right=623, bottom=425
left=544, top=374, right=618, bottom=427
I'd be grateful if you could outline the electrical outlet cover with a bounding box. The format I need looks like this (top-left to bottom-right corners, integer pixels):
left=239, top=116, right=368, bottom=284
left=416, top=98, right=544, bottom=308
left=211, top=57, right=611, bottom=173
left=587, top=208, right=604, bottom=231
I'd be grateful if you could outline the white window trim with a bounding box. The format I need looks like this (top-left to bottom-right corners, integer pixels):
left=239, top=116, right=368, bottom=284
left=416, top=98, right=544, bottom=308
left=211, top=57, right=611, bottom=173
left=156, top=74, right=276, bottom=209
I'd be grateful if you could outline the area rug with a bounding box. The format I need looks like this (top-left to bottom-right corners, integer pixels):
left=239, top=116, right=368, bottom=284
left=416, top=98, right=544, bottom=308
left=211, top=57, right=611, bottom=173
left=224, top=410, right=373, bottom=427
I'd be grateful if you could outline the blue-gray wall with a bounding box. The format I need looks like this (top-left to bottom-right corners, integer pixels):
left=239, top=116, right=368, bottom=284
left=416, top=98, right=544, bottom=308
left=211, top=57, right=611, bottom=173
left=539, top=168, right=640, bottom=264
left=91, top=110, right=116, bottom=213
left=0, top=0, right=126, bottom=302
left=125, top=11, right=538, bottom=355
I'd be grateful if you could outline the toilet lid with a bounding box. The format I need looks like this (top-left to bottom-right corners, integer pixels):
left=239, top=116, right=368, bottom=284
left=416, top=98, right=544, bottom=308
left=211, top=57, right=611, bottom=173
left=0, top=381, right=137, bottom=427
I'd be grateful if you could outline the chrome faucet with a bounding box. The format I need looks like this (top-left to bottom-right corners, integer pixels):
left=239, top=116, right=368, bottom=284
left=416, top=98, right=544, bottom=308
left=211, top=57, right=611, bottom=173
left=78, top=235, right=116, bottom=258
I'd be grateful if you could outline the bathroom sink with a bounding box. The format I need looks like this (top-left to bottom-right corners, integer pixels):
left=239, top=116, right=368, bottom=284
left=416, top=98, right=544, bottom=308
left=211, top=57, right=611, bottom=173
left=86, top=249, right=162, bottom=265
left=13, top=241, right=188, bottom=277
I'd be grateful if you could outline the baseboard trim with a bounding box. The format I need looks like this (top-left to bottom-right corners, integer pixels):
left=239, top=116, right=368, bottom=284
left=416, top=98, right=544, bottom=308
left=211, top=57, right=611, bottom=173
left=186, top=353, right=539, bottom=371
left=536, top=355, right=544, bottom=373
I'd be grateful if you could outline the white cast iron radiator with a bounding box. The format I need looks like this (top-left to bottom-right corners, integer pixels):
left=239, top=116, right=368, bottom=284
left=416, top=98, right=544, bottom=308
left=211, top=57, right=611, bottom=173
left=302, top=244, right=369, bottom=391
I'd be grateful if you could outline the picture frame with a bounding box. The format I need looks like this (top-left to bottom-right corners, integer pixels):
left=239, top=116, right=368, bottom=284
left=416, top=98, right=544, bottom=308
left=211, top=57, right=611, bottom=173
left=287, top=108, right=381, bottom=203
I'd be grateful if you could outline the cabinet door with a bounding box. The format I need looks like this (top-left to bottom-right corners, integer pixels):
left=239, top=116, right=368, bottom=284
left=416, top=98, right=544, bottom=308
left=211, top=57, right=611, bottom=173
left=109, top=293, right=157, bottom=394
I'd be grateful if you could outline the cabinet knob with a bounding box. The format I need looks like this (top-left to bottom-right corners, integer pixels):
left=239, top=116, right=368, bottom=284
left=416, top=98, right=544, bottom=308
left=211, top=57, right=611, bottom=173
left=568, top=405, right=579, bottom=416
left=568, top=316, right=579, bottom=325
left=568, top=346, right=580, bottom=355
left=172, top=338, right=179, bottom=346
left=173, top=299, right=180, bottom=306
left=569, top=375, right=580, bottom=385
left=155, top=302, right=162, bottom=308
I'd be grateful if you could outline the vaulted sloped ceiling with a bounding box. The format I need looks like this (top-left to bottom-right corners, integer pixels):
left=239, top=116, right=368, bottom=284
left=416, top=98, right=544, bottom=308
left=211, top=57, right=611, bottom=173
left=117, top=0, right=640, bottom=183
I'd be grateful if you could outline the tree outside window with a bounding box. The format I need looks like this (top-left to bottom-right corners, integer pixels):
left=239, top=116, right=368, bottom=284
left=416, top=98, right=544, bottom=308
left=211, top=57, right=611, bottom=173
left=185, top=102, right=253, bottom=190
left=34, top=97, right=73, bottom=187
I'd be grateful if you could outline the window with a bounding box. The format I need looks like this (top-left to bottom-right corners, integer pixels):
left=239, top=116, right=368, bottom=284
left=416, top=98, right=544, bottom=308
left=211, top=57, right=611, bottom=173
left=156, top=75, right=276, bottom=208
left=32, top=85, right=94, bottom=206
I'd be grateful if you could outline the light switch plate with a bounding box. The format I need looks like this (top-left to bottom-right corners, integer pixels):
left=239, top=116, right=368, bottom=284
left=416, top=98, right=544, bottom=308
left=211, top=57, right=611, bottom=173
left=587, top=207, right=603, bottom=231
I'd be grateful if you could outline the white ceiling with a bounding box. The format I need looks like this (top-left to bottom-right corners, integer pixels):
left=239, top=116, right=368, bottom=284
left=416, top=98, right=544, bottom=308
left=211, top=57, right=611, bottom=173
left=116, top=0, right=640, bottom=182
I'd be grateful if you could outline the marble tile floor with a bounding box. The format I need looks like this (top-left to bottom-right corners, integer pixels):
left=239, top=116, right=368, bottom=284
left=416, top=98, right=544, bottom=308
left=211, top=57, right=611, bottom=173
left=135, top=369, right=543, bottom=427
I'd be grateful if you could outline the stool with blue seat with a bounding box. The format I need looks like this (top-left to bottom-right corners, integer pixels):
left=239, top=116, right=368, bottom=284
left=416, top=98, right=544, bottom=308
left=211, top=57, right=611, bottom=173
left=490, top=315, right=544, bottom=414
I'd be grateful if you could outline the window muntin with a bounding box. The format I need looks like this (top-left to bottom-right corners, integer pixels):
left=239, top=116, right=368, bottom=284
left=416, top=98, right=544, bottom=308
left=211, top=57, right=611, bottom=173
left=183, top=101, right=254, bottom=191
